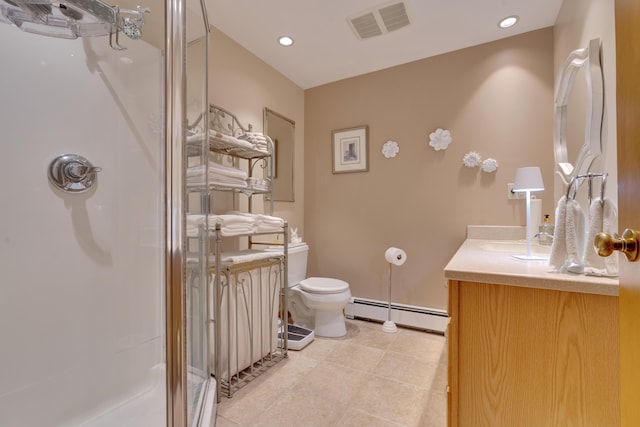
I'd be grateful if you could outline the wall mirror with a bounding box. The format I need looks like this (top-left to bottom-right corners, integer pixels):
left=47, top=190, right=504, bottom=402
left=554, top=38, right=604, bottom=187
left=264, top=108, right=295, bottom=202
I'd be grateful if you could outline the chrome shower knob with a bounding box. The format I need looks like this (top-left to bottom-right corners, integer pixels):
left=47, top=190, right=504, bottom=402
left=48, top=154, right=102, bottom=193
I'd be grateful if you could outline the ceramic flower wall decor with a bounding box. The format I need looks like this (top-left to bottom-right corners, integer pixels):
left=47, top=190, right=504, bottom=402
left=462, top=151, right=482, bottom=168
left=428, top=128, right=452, bottom=151
left=481, top=158, right=499, bottom=173
left=382, top=140, right=400, bottom=158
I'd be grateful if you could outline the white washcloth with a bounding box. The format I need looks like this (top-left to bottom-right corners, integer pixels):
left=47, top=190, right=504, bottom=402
left=583, top=198, right=619, bottom=276
left=549, top=196, right=586, bottom=272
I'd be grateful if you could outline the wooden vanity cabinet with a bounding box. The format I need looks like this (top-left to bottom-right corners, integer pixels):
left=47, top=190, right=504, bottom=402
left=447, top=279, right=619, bottom=427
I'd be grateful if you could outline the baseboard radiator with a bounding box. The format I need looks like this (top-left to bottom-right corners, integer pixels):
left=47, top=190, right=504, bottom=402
left=345, top=297, right=448, bottom=334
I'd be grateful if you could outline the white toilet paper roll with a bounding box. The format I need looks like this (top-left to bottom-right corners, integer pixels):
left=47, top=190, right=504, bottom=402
left=385, top=247, right=407, bottom=266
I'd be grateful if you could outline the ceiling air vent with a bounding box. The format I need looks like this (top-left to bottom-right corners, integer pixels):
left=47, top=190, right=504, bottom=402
left=348, top=1, right=410, bottom=40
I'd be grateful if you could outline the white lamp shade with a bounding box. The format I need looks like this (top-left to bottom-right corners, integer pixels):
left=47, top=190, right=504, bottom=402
left=513, top=167, right=544, bottom=192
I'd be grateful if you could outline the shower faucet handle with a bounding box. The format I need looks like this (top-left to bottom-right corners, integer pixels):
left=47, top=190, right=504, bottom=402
left=48, top=154, right=102, bottom=194
left=64, top=161, right=102, bottom=181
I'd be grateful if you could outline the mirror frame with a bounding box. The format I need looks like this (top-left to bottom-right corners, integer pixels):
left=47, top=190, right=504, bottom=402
left=264, top=107, right=295, bottom=202
left=553, top=38, right=604, bottom=186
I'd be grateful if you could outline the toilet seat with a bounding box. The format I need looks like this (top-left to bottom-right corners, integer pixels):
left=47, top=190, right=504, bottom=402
left=299, top=277, right=349, bottom=294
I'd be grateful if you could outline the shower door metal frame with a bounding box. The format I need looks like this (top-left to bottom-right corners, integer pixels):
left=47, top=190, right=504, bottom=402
left=166, top=0, right=213, bottom=423
left=165, top=0, right=188, bottom=422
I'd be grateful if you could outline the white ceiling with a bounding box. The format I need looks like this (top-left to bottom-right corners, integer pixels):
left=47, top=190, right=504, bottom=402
left=206, top=0, right=562, bottom=89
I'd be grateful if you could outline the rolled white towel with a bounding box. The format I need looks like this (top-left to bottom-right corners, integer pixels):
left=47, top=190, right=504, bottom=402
left=210, top=130, right=255, bottom=150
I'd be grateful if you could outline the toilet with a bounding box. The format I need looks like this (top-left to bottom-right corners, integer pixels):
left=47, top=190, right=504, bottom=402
left=267, top=242, right=351, bottom=337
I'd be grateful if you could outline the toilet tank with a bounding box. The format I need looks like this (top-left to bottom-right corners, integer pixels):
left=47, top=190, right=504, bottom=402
left=286, top=243, right=309, bottom=286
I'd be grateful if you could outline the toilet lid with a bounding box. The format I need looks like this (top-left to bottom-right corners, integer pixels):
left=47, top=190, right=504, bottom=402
left=299, top=277, right=349, bottom=294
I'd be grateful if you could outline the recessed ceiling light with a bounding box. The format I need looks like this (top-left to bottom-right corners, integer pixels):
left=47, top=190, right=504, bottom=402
left=498, top=15, right=519, bottom=29
left=278, top=36, right=294, bottom=47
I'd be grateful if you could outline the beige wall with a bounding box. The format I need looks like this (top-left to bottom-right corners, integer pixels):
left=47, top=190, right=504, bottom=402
left=553, top=0, right=617, bottom=205
left=208, top=26, right=305, bottom=234
left=304, top=29, right=555, bottom=310
left=207, top=6, right=613, bottom=312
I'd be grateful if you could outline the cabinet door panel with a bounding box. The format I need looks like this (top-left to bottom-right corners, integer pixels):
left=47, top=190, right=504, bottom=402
left=455, top=282, right=619, bottom=427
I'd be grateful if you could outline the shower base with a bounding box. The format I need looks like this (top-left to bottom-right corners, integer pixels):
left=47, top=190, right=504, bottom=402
left=74, top=364, right=216, bottom=427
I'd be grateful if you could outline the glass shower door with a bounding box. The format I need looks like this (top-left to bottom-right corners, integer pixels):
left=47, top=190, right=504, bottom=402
left=0, top=1, right=167, bottom=425
left=185, top=0, right=213, bottom=423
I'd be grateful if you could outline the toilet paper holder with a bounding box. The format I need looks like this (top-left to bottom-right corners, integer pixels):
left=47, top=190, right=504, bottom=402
left=383, top=247, right=407, bottom=333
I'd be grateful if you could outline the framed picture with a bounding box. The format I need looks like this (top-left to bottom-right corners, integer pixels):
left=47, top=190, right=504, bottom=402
left=332, top=125, right=369, bottom=173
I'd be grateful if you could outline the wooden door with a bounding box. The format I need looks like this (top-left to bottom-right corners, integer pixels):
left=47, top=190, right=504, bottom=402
left=615, top=0, right=640, bottom=425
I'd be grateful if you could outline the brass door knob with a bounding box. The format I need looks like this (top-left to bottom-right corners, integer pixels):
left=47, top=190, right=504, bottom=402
left=594, top=229, right=640, bottom=262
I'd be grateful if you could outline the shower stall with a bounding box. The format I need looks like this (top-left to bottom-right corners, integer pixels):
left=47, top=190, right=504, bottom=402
left=0, top=0, right=213, bottom=424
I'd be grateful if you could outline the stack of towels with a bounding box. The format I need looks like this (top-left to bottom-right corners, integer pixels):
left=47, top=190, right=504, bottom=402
left=550, top=196, right=618, bottom=276
left=186, top=161, right=248, bottom=189
left=230, top=211, right=285, bottom=233
left=239, top=132, right=270, bottom=154
left=186, top=129, right=271, bottom=155
left=186, top=212, right=285, bottom=237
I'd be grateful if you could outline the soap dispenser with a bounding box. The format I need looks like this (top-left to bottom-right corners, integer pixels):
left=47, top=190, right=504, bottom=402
left=538, top=214, right=554, bottom=245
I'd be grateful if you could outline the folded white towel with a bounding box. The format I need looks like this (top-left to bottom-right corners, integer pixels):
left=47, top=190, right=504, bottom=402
left=212, top=214, right=256, bottom=225
left=186, top=162, right=247, bottom=180
left=207, top=162, right=248, bottom=180
left=229, top=211, right=285, bottom=231
left=549, top=196, right=586, bottom=272
left=565, top=197, right=586, bottom=267
left=549, top=196, right=568, bottom=270
left=186, top=214, right=258, bottom=237
left=186, top=162, right=248, bottom=189
left=584, top=198, right=619, bottom=276
left=186, top=214, right=206, bottom=236
left=220, top=250, right=279, bottom=264
left=256, top=224, right=285, bottom=233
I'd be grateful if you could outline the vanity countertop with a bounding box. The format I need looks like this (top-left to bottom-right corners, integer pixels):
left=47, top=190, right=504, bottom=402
left=444, top=238, right=619, bottom=296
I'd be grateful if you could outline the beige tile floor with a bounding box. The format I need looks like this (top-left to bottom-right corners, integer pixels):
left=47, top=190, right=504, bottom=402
left=215, top=318, right=447, bottom=427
